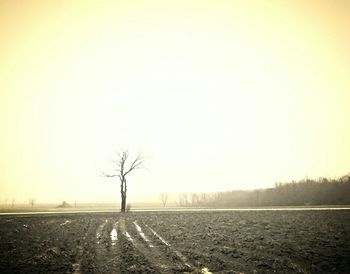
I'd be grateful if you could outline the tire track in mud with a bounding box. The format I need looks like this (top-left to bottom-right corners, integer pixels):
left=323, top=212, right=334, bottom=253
left=94, top=218, right=122, bottom=273
left=93, top=216, right=158, bottom=273
left=144, top=223, right=191, bottom=267
left=76, top=216, right=213, bottom=273
left=73, top=219, right=93, bottom=274
left=141, top=221, right=214, bottom=274
left=123, top=219, right=178, bottom=273
left=125, top=219, right=214, bottom=273
left=75, top=216, right=153, bottom=274
left=116, top=217, right=159, bottom=273
left=75, top=217, right=118, bottom=273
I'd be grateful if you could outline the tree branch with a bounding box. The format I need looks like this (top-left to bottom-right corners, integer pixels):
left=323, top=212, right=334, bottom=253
left=124, top=155, right=143, bottom=176
left=101, top=172, right=117, bottom=178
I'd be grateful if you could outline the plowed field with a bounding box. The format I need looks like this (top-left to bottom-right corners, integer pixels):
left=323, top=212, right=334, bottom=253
left=0, top=210, right=349, bottom=273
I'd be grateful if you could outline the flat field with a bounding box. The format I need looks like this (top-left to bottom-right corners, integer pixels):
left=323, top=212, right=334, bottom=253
left=0, top=210, right=349, bottom=273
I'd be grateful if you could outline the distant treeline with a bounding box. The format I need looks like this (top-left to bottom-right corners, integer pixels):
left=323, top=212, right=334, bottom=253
left=176, top=174, right=350, bottom=207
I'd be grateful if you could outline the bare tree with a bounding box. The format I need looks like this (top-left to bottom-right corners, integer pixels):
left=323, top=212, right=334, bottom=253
left=160, top=193, right=168, bottom=207
left=29, top=198, right=35, bottom=208
left=191, top=193, right=199, bottom=206
left=103, top=150, right=143, bottom=213
left=179, top=193, right=189, bottom=206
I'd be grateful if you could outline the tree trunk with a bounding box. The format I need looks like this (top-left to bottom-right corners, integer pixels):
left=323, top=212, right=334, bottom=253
left=121, top=193, right=126, bottom=213
left=120, top=178, right=127, bottom=212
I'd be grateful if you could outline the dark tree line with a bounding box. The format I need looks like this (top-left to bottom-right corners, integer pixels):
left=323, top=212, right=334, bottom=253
left=178, top=174, right=350, bottom=207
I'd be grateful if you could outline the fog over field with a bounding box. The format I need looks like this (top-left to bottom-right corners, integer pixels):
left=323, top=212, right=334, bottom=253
left=1, top=2, right=350, bottom=273
left=0, top=0, right=349, bottom=206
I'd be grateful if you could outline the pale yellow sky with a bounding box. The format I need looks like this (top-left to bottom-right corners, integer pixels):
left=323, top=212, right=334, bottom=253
left=0, top=0, right=349, bottom=203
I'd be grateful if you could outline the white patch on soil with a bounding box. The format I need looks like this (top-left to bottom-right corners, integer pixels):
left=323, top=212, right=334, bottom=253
left=60, top=220, right=70, bottom=226
left=133, top=221, right=153, bottom=247
left=72, top=262, right=80, bottom=274
left=96, top=232, right=101, bottom=241
left=125, top=231, right=133, bottom=242
left=96, top=219, right=108, bottom=244
left=288, top=259, right=310, bottom=274
left=110, top=228, right=118, bottom=245
left=145, top=224, right=170, bottom=246
left=201, top=267, right=213, bottom=274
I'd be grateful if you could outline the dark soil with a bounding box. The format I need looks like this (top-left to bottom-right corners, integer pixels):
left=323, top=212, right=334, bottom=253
left=0, top=210, right=349, bottom=273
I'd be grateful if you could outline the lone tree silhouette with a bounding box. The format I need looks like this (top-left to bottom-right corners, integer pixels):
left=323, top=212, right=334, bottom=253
left=103, top=150, right=143, bottom=212
left=160, top=193, right=168, bottom=207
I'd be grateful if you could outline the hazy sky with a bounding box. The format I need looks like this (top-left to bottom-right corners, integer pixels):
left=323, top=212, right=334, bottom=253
left=1, top=0, right=349, bottom=203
